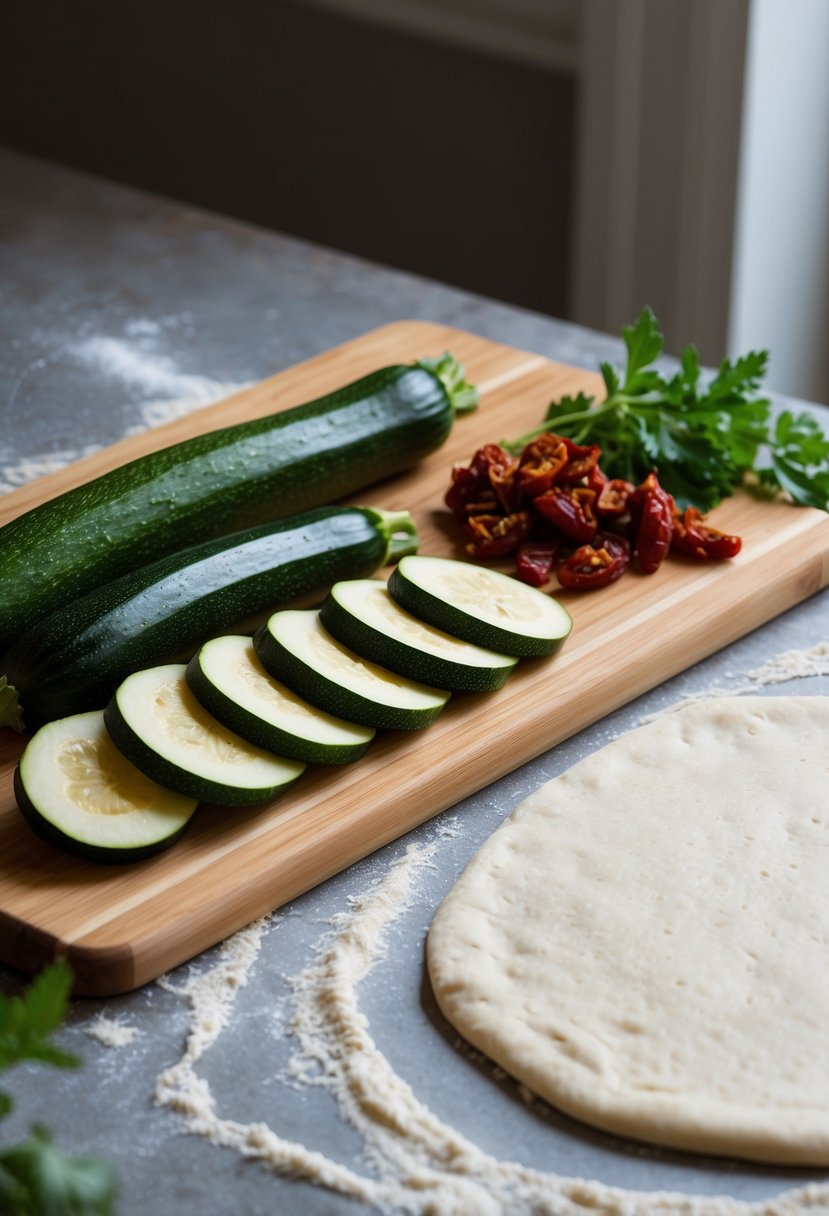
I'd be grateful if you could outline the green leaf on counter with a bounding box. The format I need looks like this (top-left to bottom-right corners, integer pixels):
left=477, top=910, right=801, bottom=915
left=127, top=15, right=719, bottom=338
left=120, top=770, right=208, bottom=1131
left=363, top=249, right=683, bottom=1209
left=0, top=964, right=117, bottom=1216
left=0, top=961, right=78, bottom=1073
left=0, top=1126, right=116, bottom=1216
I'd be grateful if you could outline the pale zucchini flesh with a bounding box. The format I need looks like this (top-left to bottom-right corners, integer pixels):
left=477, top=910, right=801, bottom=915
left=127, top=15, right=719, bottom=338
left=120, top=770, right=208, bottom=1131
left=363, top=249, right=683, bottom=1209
left=186, top=635, right=375, bottom=764
left=388, top=555, right=572, bottom=658
left=320, top=580, right=517, bottom=691
left=254, top=610, right=450, bottom=730
left=15, top=710, right=197, bottom=862
left=104, top=664, right=305, bottom=806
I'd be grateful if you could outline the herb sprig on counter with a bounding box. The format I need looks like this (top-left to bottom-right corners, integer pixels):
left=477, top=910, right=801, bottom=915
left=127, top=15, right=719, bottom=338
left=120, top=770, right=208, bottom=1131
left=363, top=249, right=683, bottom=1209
left=505, top=307, right=829, bottom=511
left=0, top=962, right=116, bottom=1215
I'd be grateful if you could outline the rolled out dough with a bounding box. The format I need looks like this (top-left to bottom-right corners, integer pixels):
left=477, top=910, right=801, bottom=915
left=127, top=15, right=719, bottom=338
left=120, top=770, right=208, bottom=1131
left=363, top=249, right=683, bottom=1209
left=427, top=696, right=829, bottom=1165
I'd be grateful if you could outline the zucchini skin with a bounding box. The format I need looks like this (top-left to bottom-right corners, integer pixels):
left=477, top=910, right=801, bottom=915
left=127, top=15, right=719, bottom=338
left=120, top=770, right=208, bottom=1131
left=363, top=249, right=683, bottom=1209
left=102, top=691, right=303, bottom=808
left=253, top=618, right=449, bottom=731
left=319, top=588, right=516, bottom=692
left=185, top=645, right=375, bottom=765
left=1, top=506, right=402, bottom=729
left=13, top=766, right=194, bottom=864
left=0, top=363, right=453, bottom=652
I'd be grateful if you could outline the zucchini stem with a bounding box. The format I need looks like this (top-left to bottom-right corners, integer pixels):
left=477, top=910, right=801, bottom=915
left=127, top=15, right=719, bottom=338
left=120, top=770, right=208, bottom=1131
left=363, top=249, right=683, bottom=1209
left=416, top=353, right=479, bottom=415
left=0, top=676, right=24, bottom=733
left=366, top=508, right=420, bottom=563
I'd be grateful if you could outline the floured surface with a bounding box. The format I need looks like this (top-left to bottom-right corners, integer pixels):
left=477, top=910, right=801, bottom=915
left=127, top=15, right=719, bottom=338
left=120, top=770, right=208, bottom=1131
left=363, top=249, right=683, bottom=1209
left=427, top=696, right=829, bottom=1166
left=153, top=825, right=829, bottom=1215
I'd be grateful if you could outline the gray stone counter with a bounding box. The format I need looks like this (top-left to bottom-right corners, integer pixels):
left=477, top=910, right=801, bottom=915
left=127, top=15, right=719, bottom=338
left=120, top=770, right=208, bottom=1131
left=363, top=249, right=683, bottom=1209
left=1, top=149, right=827, bottom=1215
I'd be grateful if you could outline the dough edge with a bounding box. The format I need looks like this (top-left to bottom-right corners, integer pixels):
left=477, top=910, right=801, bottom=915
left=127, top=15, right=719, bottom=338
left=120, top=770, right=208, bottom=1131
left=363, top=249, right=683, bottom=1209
left=427, top=696, right=829, bottom=1167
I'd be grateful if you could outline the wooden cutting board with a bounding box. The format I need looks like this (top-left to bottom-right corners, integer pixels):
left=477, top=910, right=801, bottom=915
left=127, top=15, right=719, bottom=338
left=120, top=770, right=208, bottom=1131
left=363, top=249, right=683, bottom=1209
left=1, top=322, right=827, bottom=996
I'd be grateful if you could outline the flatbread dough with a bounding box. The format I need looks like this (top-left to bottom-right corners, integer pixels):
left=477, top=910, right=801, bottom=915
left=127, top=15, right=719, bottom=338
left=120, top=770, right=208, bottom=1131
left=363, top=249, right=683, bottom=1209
left=427, top=696, right=829, bottom=1165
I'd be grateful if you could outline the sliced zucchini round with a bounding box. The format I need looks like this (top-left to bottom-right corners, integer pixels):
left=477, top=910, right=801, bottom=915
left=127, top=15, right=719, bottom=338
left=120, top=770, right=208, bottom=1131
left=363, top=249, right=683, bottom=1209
left=254, top=610, right=450, bottom=730
left=14, top=710, right=197, bottom=863
left=186, top=635, right=375, bottom=764
left=104, top=664, right=305, bottom=806
left=388, top=555, right=572, bottom=658
left=320, top=580, right=517, bottom=692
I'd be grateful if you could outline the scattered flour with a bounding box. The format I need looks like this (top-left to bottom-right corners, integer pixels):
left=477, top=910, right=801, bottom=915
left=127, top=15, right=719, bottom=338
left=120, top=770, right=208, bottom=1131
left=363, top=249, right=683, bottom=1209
left=745, top=642, right=829, bottom=685
left=72, top=335, right=248, bottom=431
left=641, top=642, right=829, bottom=723
left=84, top=1013, right=141, bottom=1049
left=154, top=840, right=829, bottom=1215
left=0, top=447, right=103, bottom=492
left=1, top=326, right=249, bottom=494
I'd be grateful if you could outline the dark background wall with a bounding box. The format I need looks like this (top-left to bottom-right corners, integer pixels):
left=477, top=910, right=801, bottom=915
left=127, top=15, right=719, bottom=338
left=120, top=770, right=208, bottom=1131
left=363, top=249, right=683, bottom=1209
left=2, top=0, right=575, bottom=317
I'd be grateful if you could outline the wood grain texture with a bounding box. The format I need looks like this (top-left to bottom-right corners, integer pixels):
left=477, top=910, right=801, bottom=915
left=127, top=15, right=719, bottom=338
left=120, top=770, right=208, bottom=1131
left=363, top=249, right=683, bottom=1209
left=1, top=321, right=827, bottom=995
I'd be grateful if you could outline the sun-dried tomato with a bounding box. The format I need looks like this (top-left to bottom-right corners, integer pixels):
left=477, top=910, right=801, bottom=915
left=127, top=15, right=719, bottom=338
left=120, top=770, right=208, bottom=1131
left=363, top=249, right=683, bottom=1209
left=517, top=433, right=570, bottom=497
left=671, top=507, right=742, bottom=561
left=463, top=511, right=532, bottom=558
left=557, top=437, right=602, bottom=485
left=587, top=464, right=608, bottom=494
left=488, top=456, right=521, bottom=513
left=557, top=533, right=630, bottom=590
left=534, top=486, right=598, bottom=542
left=630, top=472, right=674, bottom=574
left=445, top=444, right=517, bottom=517
left=515, top=539, right=560, bottom=587
left=596, top=478, right=635, bottom=519
left=444, top=464, right=498, bottom=517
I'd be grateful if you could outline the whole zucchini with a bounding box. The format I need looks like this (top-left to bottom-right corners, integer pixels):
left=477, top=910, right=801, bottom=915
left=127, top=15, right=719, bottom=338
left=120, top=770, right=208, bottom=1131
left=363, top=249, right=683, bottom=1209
left=0, top=505, right=417, bottom=731
left=0, top=354, right=477, bottom=654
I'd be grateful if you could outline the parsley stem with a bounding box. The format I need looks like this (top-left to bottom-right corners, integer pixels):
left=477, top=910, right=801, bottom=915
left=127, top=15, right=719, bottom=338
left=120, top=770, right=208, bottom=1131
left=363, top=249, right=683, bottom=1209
left=505, top=396, right=622, bottom=451
left=505, top=391, right=673, bottom=452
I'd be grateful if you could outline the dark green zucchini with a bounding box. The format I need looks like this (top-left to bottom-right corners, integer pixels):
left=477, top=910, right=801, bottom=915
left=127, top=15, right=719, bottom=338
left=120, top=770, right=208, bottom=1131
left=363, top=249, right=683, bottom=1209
left=0, top=354, right=477, bottom=654
left=0, top=505, right=418, bottom=731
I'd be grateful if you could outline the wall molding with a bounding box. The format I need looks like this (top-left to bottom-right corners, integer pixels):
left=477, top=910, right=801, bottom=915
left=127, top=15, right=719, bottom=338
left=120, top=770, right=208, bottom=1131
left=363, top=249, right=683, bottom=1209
left=294, top=0, right=580, bottom=70
left=570, top=0, right=750, bottom=364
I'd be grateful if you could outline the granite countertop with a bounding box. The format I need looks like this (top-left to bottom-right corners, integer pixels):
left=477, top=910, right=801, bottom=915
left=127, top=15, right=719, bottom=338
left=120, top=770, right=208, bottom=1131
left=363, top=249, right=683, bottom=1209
left=1, top=148, right=827, bottom=1215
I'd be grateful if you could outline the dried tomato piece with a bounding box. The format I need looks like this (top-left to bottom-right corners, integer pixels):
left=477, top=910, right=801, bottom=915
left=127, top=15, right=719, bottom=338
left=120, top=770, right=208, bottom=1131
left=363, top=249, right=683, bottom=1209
left=444, top=465, right=498, bottom=518
left=444, top=444, right=514, bottom=518
left=516, top=539, right=560, bottom=587
left=463, top=511, right=532, bottom=558
left=587, top=464, right=608, bottom=494
left=596, top=478, right=635, bottom=519
left=488, top=456, right=521, bottom=513
left=671, top=507, right=742, bottom=561
left=630, top=472, right=674, bottom=574
left=557, top=532, right=630, bottom=590
left=471, top=443, right=515, bottom=485
left=557, top=437, right=602, bottom=485
left=534, top=486, right=598, bottom=543
left=517, top=433, right=570, bottom=497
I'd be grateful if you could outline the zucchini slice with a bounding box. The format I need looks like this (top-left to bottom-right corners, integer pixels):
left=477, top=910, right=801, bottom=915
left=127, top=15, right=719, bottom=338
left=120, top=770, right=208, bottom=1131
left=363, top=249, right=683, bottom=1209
left=320, top=580, right=517, bottom=691
left=186, top=635, right=375, bottom=764
left=104, top=664, right=305, bottom=806
left=388, top=555, right=572, bottom=658
left=14, top=710, right=197, bottom=863
left=254, top=610, right=450, bottom=730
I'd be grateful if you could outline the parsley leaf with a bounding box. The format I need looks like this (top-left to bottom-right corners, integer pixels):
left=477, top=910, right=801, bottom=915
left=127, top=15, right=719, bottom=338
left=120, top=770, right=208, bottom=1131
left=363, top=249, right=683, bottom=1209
left=0, top=1127, right=116, bottom=1216
left=0, top=963, right=117, bottom=1216
left=0, top=961, right=78, bottom=1076
left=506, top=307, right=828, bottom=511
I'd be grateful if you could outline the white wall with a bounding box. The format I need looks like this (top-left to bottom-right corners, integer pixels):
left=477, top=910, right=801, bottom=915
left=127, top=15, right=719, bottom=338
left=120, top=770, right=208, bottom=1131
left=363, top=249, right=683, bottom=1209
left=728, top=0, right=829, bottom=402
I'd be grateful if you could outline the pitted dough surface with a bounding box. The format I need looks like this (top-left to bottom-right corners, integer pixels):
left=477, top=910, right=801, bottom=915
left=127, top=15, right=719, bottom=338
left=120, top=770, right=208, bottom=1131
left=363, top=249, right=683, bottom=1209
left=427, top=697, right=829, bottom=1165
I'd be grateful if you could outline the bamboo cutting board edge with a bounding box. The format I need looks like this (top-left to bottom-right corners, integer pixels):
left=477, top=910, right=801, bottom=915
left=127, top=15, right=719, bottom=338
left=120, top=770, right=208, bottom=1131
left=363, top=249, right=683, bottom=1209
left=1, top=321, right=827, bottom=996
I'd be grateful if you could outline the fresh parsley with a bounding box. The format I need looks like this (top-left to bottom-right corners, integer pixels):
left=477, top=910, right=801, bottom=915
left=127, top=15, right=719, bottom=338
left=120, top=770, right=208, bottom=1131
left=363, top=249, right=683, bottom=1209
left=505, top=307, right=829, bottom=511
left=0, top=962, right=116, bottom=1216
